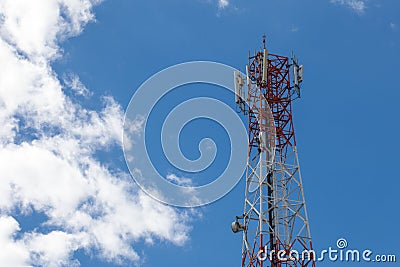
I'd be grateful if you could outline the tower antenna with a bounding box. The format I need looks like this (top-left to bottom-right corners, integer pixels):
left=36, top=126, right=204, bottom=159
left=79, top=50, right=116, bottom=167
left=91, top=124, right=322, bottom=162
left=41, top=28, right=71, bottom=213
left=262, top=34, right=266, bottom=49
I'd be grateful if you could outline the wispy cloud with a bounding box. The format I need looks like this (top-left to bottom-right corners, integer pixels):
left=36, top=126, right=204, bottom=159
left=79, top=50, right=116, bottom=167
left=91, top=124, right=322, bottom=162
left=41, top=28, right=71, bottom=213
left=330, top=0, right=366, bottom=14
left=390, top=22, right=397, bottom=30
left=291, top=25, right=300, bottom=32
left=63, top=72, right=92, bottom=98
left=218, top=0, right=229, bottom=9
left=166, top=173, right=194, bottom=186
left=0, top=0, right=192, bottom=266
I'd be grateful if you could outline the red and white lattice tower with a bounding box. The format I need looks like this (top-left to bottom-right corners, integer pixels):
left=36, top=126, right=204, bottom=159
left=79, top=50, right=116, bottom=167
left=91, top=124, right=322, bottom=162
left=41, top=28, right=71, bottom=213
left=232, top=36, right=316, bottom=267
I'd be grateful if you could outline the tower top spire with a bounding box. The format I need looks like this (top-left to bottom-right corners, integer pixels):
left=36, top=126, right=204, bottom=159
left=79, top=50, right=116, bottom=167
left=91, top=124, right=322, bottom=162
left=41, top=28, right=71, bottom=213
left=262, top=34, right=267, bottom=49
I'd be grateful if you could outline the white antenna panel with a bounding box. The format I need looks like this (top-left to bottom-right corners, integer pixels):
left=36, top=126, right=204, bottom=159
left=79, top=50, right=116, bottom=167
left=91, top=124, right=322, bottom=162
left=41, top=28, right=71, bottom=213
left=298, top=65, right=304, bottom=83
left=293, top=65, right=298, bottom=86
left=234, top=70, right=245, bottom=104
left=246, top=65, right=250, bottom=86
left=262, top=49, right=268, bottom=82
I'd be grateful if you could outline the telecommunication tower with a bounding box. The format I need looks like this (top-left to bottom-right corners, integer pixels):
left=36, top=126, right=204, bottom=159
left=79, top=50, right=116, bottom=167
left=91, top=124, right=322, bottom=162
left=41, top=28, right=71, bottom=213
left=232, top=36, right=316, bottom=267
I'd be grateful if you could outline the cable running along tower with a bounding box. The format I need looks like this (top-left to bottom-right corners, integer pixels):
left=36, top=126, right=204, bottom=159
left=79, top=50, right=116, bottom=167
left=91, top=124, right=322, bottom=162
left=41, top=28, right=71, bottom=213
left=232, top=37, right=316, bottom=267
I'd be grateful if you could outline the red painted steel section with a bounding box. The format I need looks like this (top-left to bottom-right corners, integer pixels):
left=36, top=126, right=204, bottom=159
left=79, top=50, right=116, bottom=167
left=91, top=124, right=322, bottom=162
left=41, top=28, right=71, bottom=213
left=247, top=52, right=296, bottom=158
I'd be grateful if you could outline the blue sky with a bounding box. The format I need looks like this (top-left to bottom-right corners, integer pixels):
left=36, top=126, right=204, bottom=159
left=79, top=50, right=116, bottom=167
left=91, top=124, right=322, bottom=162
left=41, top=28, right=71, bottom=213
left=0, top=0, right=399, bottom=266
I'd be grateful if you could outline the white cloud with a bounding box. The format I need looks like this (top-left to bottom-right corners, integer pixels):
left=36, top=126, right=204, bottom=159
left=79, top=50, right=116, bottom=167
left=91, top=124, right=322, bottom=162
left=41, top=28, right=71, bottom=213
left=0, top=0, right=192, bottom=266
left=0, top=216, right=30, bottom=266
left=218, top=0, right=229, bottom=9
left=330, top=0, right=366, bottom=14
left=291, top=25, right=299, bottom=32
left=166, top=173, right=193, bottom=186
left=390, top=22, right=397, bottom=30
left=63, top=72, right=92, bottom=97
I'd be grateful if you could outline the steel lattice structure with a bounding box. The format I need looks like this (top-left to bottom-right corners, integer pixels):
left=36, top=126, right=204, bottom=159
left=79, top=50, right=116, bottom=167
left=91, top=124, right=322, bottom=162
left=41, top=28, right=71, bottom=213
left=232, top=38, right=316, bottom=267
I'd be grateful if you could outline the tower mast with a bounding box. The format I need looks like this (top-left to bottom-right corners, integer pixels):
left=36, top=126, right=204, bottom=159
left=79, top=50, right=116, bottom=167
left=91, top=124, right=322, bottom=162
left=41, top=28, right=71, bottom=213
left=232, top=37, right=315, bottom=267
